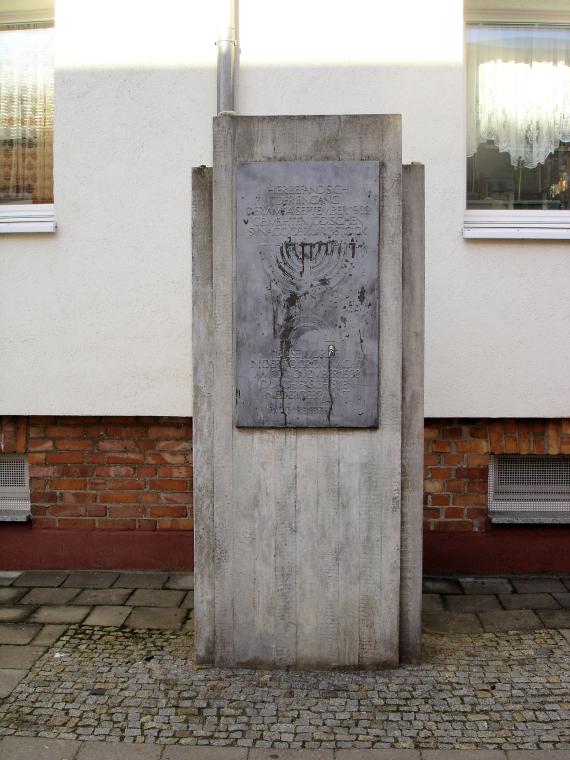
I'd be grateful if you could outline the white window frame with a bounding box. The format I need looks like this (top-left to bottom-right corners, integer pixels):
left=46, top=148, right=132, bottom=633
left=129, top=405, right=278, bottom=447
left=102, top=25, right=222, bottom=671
left=0, top=4, right=55, bottom=234
left=464, top=3, right=570, bottom=239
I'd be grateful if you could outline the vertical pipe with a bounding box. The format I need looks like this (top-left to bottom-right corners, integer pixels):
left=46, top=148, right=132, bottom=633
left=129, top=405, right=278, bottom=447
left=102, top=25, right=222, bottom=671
left=217, top=0, right=238, bottom=114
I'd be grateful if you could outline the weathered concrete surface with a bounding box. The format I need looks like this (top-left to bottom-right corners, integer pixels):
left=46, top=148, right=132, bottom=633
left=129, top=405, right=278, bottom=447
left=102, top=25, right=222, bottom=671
left=196, top=114, right=410, bottom=669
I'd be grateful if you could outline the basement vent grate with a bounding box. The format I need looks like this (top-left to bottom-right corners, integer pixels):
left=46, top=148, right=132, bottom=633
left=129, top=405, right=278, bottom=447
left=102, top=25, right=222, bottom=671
left=489, top=454, right=570, bottom=524
left=0, top=455, right=31, bottom=522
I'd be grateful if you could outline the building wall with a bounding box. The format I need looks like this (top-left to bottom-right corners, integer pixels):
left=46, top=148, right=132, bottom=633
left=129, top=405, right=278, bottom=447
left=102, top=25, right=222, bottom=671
left=1, top=0, right=570, bottom=418
left=0, top=416, right=193, bottom=569
left=2, top=414, right=569, bottom=573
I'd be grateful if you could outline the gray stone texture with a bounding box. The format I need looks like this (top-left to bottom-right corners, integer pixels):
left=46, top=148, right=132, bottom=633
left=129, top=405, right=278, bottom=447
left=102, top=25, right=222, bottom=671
left=72, top=588, right=131, bottom=606
left=422, top=594, right=444, bottom=613
left=553, top=592, right=570, bottom=607
left=63, top=571, right=119, bottom=588
left=0, top=587, right=26, bottom=603
left=77, top=742, right=161, bottom=759
left=113, top=572, right=168, bottom=589
left=445, top=595, right=502, bottom=612
left=0, top=644, right=45, bottom=668
left=125, top=606, right=186, bottom=629
left=19, top=587, right=80, bottom=605
left=32, top=624, right=68, bottom=646
left=511, top=577, right=567, bottom=594
left=250, top=752, right=333, bottom=760
left=165, top=573, right=195, bottom=590
left=0, top=571, right=21, bottom=586
left=0, top=736, right=80, bottom=760
left=13, top=570, right=68, bottom=587
left=0, top=606, right=34, bottom=623
left=83, top=606, right=131, bottom=627
left=0, top=623, right=40, bottom=645
left=337, top=753, right=420, bottom=760
left=128, top=589, right=185, bottom=607
left=459, top=577, right=514, bottom=595
left=422, top=613, right=483, bottom=633
left=422, top=578, right=463, bottom=594
left=498, top=593, right=560, bottom=610
left=0, top=668, right=27, bottom=697
left=28, top=606, right=91, bottom=624
left=163, top=750, right=248, bottom=760
left=423, top=754, right=505, bottom=760
left=536, top=609, right=570, bottom=628
left=478, top=610, right=543, bottom=632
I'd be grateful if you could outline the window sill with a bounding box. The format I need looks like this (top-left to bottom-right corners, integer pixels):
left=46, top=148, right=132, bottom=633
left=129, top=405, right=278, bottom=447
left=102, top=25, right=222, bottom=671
left=0, top=204, right=56, bottom=234
left=464, top=210, right=570, bottom=240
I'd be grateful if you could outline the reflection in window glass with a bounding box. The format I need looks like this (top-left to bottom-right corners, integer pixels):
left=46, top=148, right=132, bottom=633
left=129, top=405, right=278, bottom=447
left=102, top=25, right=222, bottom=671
left=0, top=23, right=54, bottom=204
left=466, top=24, right=570, bottom=210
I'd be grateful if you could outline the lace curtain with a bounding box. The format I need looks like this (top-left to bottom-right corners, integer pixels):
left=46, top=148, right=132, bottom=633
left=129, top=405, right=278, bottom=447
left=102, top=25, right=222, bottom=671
left=467, top=25, right=570, bottom=169
left=0, top=24, right=54, bottom=204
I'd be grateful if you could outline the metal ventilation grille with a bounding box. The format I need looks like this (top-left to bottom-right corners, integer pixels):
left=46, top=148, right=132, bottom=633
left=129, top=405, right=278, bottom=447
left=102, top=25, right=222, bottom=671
left=0, top=455, right=31, bottom=522
left=489, top=455, right=570, bottom=524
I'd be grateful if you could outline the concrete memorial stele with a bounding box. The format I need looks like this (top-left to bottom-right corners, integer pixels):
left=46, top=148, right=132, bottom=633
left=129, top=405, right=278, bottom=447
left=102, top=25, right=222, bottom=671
left=193, top=115, right=424, bottom=669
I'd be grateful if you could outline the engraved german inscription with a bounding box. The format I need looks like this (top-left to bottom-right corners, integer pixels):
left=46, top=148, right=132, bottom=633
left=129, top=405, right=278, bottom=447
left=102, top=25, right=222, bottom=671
left=236, top=160, right=379, bottom=427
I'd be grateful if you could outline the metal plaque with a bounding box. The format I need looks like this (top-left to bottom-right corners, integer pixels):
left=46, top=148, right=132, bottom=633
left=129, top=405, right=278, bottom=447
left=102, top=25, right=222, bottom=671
left=236, top=160, right=379, bottom=428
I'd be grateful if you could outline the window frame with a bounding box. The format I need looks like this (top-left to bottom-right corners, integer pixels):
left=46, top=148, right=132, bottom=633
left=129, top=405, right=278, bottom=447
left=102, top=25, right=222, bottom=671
left=0, top=5, right=55, bottom=234
left=464, top=5, right=570, bottom=239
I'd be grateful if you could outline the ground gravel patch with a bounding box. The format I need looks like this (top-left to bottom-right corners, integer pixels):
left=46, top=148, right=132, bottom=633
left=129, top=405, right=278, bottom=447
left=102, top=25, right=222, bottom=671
left=0, top=626, right=569, bottom=750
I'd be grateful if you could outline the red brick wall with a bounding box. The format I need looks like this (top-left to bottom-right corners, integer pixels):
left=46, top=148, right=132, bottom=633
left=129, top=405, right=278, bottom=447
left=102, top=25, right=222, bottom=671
left=424, top=418, right=570, bottom=533
left=0, top=416, right=192, bottom=532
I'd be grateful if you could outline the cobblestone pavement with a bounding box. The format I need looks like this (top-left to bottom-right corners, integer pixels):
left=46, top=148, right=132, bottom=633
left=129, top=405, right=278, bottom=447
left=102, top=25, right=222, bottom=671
left=1, top=571, right=570, bottom=754
left=1, top=625, right=570, bottom=750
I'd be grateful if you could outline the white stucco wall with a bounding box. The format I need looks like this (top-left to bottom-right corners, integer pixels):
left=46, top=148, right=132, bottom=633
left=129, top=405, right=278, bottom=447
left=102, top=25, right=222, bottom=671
left=1, top=0, right=569, bottom=417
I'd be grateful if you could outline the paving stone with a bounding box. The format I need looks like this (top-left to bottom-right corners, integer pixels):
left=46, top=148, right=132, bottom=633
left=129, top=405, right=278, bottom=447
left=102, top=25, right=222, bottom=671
left=511, top=577, right=567, bottom=594
left=63, top=571, right=119, bottom=588
left=83, top=606, right=131, bottom=627
left=125, top=606, right=186, bottom=629
left=478, top=609, right=543, bottom=632
left=250, top=752, right=333, bottom=760
left=0, top=606, right=34, bottom=623
left=28, top=606, right=91, bottom=624
left=112, top=572, right=168, bottom=589
left=128, top=588, right=185, bottom=607
left=536, top=609, right=570, bottom=628
left=458, top=577, right=514, bottom=594
left=446, top=594, right=502, bottom=612
left=552, top=592, right=570, bottom=608
left=422, top=577, right=463, bottom=594
left=0, top=623, right=41, bottom=645
left=422, top=594, right=444, bottom=613
left=0, top=736, right=80, bottom=759
left=13, top=570, right=69, bottom=587
left=0, top=644, right=46, bottom=669
left=423, top=753, right=504, bottom=760
left=507, top=753, right=570, bottom=760
left=422, top=612, right=483, bottom=633
left=77, top=742, right=161, bottom=758
left=337, top=752, right=420, bottom=759
left=19, top=587, right=80, bottom=605
left=0, top=587, right=26, bottom=603
left=32, top=624, right=68, bottom=646
left=72, top=588, right=131, bottom=606
left=0, top=571, right=21, bottom=586
left=499, top=592, right=560, bottom=610
left=181, top=589, right=194, bottom=608
left=165, top=573, right=194, bottom=590
left=163, top=749, right=248, bottom=759
left=560, top=628, right=570, bottom=643
left=0, top=669, right=27, bottom=698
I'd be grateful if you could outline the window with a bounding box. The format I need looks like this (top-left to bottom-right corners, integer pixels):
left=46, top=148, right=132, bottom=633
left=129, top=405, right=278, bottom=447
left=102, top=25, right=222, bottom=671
left=464, top=8, right=570, bottom=238
left=0, top=9, right=54, bottom=233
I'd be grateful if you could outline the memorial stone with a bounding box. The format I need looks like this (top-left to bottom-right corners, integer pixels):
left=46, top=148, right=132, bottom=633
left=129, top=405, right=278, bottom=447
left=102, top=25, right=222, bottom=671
left=236, top=160, right=379, bottom=428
